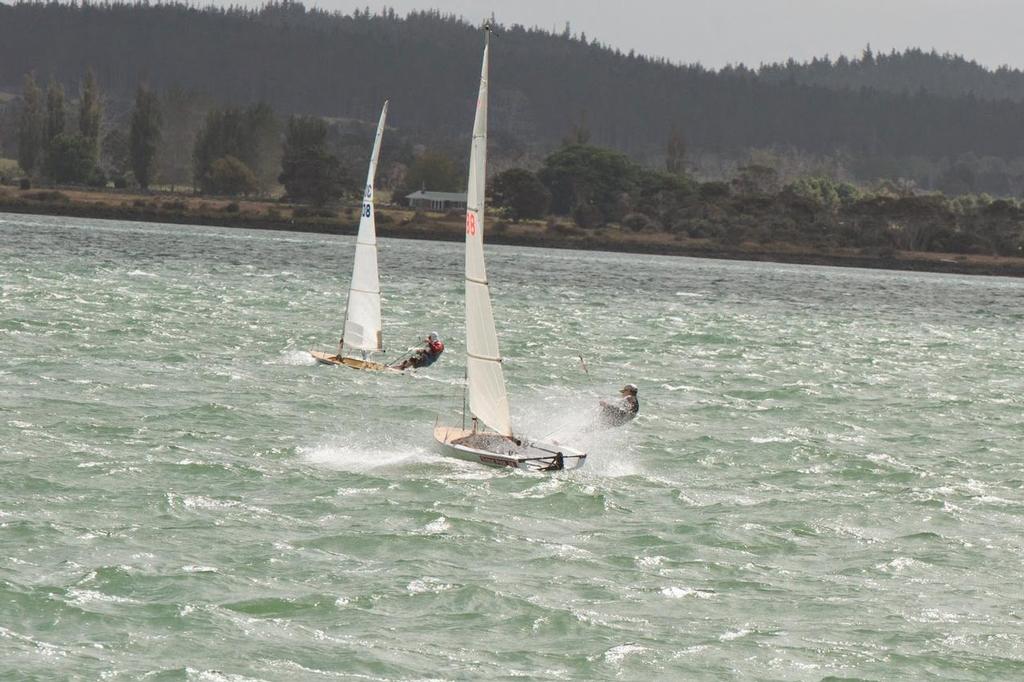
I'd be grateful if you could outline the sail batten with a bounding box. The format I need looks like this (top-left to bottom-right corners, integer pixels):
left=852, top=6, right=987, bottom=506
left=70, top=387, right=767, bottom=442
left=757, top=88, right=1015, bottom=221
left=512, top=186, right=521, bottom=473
left=464, top=34, right=513, bottom=438
left=342, top=100, right=389, bottom=356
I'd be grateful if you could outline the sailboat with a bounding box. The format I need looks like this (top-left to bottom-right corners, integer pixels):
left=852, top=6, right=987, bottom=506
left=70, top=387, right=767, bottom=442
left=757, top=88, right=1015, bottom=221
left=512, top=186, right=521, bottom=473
left=311, top=100, right=394, bottom=371
left=433, top=27, right=586, bottom=472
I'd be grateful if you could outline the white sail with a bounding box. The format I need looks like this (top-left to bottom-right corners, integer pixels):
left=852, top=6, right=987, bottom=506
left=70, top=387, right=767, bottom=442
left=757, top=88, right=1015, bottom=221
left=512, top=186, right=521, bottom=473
left=342, top=100, right=389, bottom=355
left=464, top=35, right=513, bottom=437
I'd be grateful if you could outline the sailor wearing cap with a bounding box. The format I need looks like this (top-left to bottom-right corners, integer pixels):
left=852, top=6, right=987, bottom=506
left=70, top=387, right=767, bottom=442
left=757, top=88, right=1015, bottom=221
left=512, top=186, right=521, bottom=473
left=599, top=383, right=639, bottom=426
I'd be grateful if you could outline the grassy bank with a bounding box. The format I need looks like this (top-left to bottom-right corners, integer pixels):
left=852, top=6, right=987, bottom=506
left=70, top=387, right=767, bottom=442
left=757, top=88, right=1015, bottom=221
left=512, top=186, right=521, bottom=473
left=3, top=186, right=1024, bottom=278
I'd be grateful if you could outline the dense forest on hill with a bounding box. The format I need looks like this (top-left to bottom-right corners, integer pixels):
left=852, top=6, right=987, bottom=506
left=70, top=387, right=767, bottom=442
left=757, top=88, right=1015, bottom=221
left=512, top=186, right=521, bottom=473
left=758, top=47, right=1024, bottom=102
left=3, top=1, right=1024, bottom=196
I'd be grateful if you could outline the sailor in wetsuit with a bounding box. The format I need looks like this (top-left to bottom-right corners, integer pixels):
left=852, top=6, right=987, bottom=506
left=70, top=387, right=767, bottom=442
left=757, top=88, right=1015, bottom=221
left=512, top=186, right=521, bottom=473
left=394, top=332, right=445, bottom=370
left=600, top=383, right=639, bottom=426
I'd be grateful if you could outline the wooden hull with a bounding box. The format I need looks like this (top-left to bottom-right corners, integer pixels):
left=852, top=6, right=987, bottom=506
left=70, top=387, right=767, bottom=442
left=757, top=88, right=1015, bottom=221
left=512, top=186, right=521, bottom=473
left=433, top=425, right=586, bottom=472
left=309, top=351, right=395, bottom=372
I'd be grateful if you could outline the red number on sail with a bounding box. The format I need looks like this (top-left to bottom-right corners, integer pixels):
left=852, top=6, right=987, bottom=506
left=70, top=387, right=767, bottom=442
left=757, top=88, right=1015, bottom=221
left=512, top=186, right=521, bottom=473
left=466, top=213, right=477, bottom=236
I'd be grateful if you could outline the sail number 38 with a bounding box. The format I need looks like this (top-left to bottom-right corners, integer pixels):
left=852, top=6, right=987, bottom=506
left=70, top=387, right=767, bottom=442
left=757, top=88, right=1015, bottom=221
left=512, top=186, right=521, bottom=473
left=466, top=213, right=477, bottom=236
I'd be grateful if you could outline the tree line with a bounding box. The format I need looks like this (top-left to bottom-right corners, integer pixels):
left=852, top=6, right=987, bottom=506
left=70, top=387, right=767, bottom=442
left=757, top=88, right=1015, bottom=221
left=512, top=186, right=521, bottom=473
left=5, top=2, right=1024, bottom=195
left=486, top=144, right=1024, bottom=259
left=7, top=62, right=1024, bottom=259
left=758, top=46, right=1024, bottom=103
left=12, top=70, right=378, bottom=206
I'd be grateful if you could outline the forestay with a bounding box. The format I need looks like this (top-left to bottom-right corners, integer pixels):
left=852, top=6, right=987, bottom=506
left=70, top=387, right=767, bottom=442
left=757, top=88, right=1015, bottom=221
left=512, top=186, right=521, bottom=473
left=464, top=36, right=513, bottom=437
left=342, top=100, right=389, bottom=356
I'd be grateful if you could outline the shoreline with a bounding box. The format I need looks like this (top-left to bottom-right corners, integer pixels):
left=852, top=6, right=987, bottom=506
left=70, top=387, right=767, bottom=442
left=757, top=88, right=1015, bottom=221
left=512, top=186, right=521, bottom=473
left=3, top=188, right=1024, bottom=278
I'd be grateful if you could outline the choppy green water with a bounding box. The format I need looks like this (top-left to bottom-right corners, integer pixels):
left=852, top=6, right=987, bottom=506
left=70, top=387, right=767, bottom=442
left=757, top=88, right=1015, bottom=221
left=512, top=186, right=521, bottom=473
left=2, top=212, right=1023, bottom=680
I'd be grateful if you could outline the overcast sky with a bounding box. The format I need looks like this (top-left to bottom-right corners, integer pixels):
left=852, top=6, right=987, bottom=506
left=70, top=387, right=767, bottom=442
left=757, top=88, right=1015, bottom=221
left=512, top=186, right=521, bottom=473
left=290, top=0, right=1023, bottom=70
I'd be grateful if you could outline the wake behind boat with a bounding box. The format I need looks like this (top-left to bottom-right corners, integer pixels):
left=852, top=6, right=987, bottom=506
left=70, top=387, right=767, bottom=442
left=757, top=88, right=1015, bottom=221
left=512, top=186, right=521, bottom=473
left=433, top=25, right=586, bottom=473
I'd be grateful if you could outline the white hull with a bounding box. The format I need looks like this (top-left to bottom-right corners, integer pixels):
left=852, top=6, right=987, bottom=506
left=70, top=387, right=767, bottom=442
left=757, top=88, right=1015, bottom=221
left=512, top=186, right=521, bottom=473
left=433, top=425, right=586, bottom=472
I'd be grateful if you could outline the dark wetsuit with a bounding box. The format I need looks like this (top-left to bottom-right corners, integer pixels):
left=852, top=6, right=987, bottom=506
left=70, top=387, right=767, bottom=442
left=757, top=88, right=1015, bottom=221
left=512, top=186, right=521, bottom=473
left=404, top=339, right=444, bottom=369
left=600, top=395, right=639, bottom=426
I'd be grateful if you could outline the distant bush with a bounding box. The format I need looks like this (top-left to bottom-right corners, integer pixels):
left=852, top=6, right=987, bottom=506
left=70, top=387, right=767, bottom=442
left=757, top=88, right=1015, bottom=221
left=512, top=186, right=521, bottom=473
left=25, top=190, right=70, bottom=203
left=621, top=212, right=657, bottom=232
left=293, top=206, right=335, bottom=219
left=699, top=181, right=731, bottom=200
left=572, top=202, right=602, bottom=229
left=82, top=166, right=107, bottom=188
left=0, top=158, right=21, bottom=179
left=206, top=156, right=258, bottom=196
left=223, top=202, right=240, bottom=213
left=547, top=220, right=584, bottom=237
left=375, top=211, right=394, bottom=225
left=19, top=178, right=31, bottom=190
left=162, top=200, right=187, bottom=211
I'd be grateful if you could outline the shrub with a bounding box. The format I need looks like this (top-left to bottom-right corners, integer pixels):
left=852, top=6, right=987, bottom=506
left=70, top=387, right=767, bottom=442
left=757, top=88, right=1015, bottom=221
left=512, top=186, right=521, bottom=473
left=621, top=212, right=657, bottom=232
left=293, top=206, right=335, bottom=219
left=547, top=220, right=585, bottom=237
left=224, top=202, right=240, bottom=213
left=206, top=155, right=258, bottom=196
left=699, top=181, right=731, bottom=200
left=86, top=167, right=108, bottom=188
left=572, top=202, right=603, bottom=229
left=26, top=190, right=70, bottom=203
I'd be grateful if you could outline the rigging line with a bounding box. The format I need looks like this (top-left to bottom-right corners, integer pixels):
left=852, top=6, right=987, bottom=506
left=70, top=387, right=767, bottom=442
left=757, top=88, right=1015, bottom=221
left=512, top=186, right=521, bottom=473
left=462, top=368, right=468, bottom=430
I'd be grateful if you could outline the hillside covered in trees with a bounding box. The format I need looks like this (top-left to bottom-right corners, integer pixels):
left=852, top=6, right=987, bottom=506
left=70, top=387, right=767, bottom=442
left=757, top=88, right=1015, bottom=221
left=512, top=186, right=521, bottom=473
left=3, top=1, right=1024, bottom=195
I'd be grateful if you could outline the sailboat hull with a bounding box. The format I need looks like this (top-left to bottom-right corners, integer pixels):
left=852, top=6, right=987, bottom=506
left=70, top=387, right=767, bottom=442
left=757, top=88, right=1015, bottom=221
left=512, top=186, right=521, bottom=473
left=309, top=351, right=396, bottom=372
left=433, top=425, right=586, bottom=472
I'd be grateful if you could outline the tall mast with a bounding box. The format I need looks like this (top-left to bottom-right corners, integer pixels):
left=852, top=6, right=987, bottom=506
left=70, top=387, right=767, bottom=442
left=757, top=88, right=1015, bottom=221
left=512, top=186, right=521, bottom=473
left=463, top=26, right=512, bottom=437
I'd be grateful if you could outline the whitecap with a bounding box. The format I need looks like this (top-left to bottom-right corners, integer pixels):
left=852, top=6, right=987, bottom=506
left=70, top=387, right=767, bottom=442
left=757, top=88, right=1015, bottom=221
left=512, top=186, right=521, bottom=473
left=66, top=588, right=140, bottom=606
left=422, top=516, right=450, bottom=534
left=271, top=349, right=317, bottom=366
left=406, top=577, right=455, bottom=594
left=661, top=586, right=715, bottom=599
left=876, top=556, right=919, bottom=573
left=719, top=627, right=752, bottom=641
left=636, top=555, right=666, bottom=569
left=603, top=643, right=648, bottom=664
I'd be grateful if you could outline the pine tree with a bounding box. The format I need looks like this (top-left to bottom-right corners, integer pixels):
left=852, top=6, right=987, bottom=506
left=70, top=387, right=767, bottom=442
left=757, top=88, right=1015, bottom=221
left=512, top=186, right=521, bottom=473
left=666, top=127, right=687, bottom=175
left=17, top=73, right=44, bottom=177
left=78, top=69, right=102, bottom=162
left=129, top=84, right=162, bottom=189
left=278, top=115, right=346, bottom=206
left=45, top=76, right=65, bottom=146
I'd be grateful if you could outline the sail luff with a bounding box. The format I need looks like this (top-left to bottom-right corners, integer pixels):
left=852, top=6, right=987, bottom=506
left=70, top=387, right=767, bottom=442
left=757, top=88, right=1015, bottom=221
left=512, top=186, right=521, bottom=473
left=464, top=33, right=513, bottom=437
left=342, top=100, right=388, bottom=355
